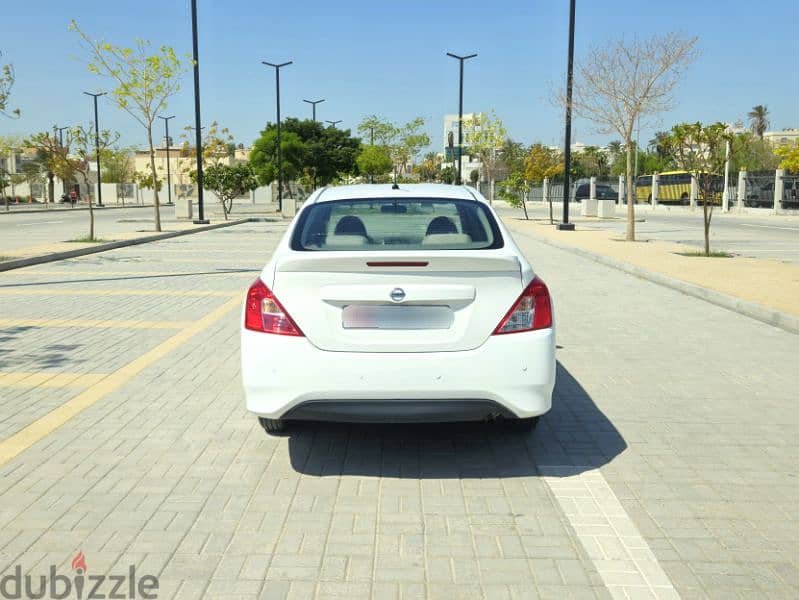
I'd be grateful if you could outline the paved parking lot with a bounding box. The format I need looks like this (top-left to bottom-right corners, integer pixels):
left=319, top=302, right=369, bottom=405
left=0, top=220, right=797, bottom=599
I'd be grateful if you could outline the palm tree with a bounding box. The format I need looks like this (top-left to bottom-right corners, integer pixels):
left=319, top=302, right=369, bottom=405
left=748, top=105, right=770, bottom=139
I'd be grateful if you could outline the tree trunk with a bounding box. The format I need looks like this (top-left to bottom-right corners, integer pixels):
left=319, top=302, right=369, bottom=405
left=81, top=172, right=94, bottom=240
left=147, top=127, right=161, bottom=232
left=703, top=191, right=711, bottom=256
left=521, top=192, right=529, bottom=220
left=625, top=135, right=635, bottom=241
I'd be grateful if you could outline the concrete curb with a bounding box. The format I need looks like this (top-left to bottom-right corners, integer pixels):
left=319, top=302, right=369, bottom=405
left=0, top=219, right=253, bottom=272
left=518, top=227, right=799, bottom=336
left=1, top=204, right=155, bottom=216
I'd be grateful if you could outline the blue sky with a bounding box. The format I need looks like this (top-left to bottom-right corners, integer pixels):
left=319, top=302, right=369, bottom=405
left=2, top=0, right=797, bottom=153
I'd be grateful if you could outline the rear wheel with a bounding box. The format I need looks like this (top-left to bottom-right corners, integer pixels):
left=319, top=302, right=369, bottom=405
left=647, top=194, right=652, bottom=204
left=503, top=416, right=540, bottom=433
left=680, top=193, right=689, bottom=205
left=258, top=417, right=287, bottom=435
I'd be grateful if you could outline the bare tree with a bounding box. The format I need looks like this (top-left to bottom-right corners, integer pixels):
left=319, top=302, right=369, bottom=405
left=567, top=33, right=698, bottom=240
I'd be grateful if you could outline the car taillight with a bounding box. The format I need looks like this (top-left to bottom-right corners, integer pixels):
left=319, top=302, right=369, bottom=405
left=244, top=279, right=304, bottom=336
left=493, top=276, right=552, bottom=334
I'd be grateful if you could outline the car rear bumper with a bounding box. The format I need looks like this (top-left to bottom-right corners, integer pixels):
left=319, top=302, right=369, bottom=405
left=241, top=328, right=556, bottom=421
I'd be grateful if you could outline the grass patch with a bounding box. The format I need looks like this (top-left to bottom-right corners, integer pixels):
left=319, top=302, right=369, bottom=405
left=677, top=250, right=734, bottom=258
left=66, top=237, right=109, bottom=243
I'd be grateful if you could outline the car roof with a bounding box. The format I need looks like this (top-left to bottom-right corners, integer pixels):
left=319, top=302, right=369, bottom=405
left=311, top=184, right=485, bottom=204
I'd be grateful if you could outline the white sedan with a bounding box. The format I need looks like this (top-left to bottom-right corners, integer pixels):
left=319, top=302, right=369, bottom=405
left=241, top=184, right=555, bottom=433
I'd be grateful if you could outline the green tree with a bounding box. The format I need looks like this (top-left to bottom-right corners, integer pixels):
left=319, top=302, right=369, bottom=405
left=101, top=147, right=135, bottom=205
left=0, top=51, right=20, bottom=118
left=665, top=122, right=732, bottom=256
left=568, top=33, right=698, bottom=241
left=0, top=136, right=23, bottom=209
left=524, top=144, right=564, bottom=183
left=25, top=132, right=76, bottom=204
left=414, top=152, right=442, bottom=182
left=498, top=171, right=531, bottom=220
left=71, top=20, right=187, bottom=232
left=730, top=132, right=780, bottom=172
left=463, top=111, right=506, bottom=202
left=192, top=163, right=257, bottom=220
left=250, top=119, right=360, bottom=192
left=441, top=165, right=456, bottom=184
left=356, top=145, right=393, bottom=182
left=357, top=115, right=430, bottom=181
left=748, top=105, right=769, bottom=139
left=69, top=124, right=120, bottom=240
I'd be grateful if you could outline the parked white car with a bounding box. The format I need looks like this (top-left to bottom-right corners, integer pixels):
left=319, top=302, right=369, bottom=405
left=241, top=184, right=556, bottom=433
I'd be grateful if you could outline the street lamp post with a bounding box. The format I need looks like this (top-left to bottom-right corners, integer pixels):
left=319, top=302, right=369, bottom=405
left=262, top=60, right=292, bottom=212
left=446, top=52, right=477, bottom=185
left=303, top=98, right=325, bottom=122
left=158, top=115, right=175, bottom=206
left=190, top=0, right=209, bottom=224
left=557, top=0, right=577, bottom=231
left=55, top=126, right=70, bottom=196
left=83, top=91, right=107, bottom=207
left=325, top=120, right=342, bottom=128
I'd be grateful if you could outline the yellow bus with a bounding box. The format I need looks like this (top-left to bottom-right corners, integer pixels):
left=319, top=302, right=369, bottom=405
left=635, top=171, right=723, bottom=205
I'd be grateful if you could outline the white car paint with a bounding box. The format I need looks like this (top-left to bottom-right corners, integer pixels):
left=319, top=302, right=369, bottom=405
left=241, top=184, right=556, bottom=424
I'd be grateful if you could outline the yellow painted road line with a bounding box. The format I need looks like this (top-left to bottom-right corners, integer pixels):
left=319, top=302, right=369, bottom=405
left=0, top=372, right=108, bottom=388
left=0, top=318, right=193, bottom=330
left=0, top=294, right=242, bottom=467
left=0, top=290, right=234, bottom=297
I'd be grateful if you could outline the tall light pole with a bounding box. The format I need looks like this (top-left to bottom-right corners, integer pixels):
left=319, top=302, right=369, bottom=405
left=262, top=60, right=292, bottom=212
left=303, top=98, right=325, bottom=122
left=158, top=115, right=175, bottom=206
left=446, top=52, right=477, bottom=185
left=190, top=0, right=209, bottom=224
left=557, top=0, right=576, bottom=231
left=83, top=91, right=107, bottom=207
left=326, top=120, right=342, bottom=128
left=55, top=126, right=70, bottom=196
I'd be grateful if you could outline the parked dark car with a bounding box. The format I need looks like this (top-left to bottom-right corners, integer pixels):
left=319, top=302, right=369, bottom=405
left=574, top=183, right=617, bottom=202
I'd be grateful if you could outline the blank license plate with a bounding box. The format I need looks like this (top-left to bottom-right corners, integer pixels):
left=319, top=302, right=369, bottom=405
left=342, top=305, right=453, bottom=330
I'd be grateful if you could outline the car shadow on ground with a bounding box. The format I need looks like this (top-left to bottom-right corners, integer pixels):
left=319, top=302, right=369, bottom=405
left=286, top=361, right=626, bottom=478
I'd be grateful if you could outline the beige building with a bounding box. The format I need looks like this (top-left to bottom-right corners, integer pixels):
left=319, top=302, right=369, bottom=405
left=132, top=145, right=250, bottom=194
left=764, top=129, right=799, bottom=147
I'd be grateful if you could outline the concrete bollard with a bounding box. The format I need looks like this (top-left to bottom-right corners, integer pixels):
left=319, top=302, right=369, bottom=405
left=542, top=178, right=550, bottom=204
left=651, top=173, right=659, bottom=207
left=174, top=196, right=193, bottom=220
left=589, top=176, right=597, bottom=200
left=774, top=169, right=785, bottom=214
left=690, top=175, right=698, bottom=209
left=737, top=170, right=746, bottom=211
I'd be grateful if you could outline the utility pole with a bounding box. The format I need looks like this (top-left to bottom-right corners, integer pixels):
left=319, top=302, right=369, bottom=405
left=326, top=120, right=342, bottom=128
left=83, top=91, right=107, bottom=206
left=556, top=0, right=577, bottom=231
left=446, top=52, right=477, bottom=185
left=158, top=115, right=175, bottom=206
left=302, top=98, right=325, bottom=122
left=262, top=60, right=292, bottom=212
left=190, top=0, right=209, bottom=223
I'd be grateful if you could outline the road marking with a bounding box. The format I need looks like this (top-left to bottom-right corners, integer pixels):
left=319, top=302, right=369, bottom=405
left=0, top=289, right=233, bottom=297
left=541, top=466, right=679, bottom=600
left=0, top=294, right=242, bottom=467
left=740, top=223, right=799, bottom=232
left=0, top=318, right=193, bottom=330
left=0, top=372, right=108, bottom=388
left=15, top=220, right=65, bottom=226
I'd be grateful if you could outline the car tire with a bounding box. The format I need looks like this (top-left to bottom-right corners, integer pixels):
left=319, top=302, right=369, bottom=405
left=503, top=416, right=540, bottom=432
left=647, top=194, right=652, bottom=204
left=258, top=417, right=287, bottom=435
left=680, top=193, right=689, bottom=205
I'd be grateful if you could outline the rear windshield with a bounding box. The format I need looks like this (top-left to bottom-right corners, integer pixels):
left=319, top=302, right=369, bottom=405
left=290, top=198, right=504, bottom=251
